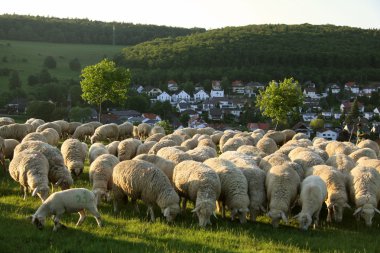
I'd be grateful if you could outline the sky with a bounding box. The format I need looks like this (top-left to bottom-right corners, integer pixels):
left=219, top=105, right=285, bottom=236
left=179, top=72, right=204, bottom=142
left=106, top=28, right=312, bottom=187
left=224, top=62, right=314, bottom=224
left=1, top=0, right=380, bottom=30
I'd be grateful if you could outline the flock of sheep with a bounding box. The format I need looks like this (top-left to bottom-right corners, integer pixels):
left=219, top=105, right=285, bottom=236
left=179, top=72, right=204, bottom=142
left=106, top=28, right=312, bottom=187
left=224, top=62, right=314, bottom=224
left=1, top=116, right=380, bottom=232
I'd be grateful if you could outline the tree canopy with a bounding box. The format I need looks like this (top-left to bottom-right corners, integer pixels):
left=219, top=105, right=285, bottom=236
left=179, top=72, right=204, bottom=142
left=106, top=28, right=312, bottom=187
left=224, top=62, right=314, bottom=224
left=256, top=77, right=304, bottom=129
left=80, top=59, right=131, bottom=121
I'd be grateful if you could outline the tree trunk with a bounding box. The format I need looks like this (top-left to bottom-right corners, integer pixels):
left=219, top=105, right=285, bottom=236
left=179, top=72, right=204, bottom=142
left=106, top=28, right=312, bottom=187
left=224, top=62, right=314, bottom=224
left=98, top=103, right=102, bottom=122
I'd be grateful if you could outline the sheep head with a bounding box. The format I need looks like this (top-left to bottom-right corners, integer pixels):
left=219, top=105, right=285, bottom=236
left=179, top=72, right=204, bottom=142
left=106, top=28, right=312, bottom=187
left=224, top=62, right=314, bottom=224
left=192, top=201, right=215, bottom=227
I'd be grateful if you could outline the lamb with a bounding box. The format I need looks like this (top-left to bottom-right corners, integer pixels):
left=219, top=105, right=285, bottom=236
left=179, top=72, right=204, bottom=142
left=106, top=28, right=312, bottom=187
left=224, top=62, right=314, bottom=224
left=137, top=123, right=152, bottom=140
left=72, top=123, right=95, bottom=141
left=3, top=138, right=19, bottom=160
left=89, top=143, right=109, bottom=164
left=256, top=137, right=278, bottom=156
left=305, top=165, right=350, bottom=223
left=203, top=158, right=250, bottom=223
left=112, top=160, right=180, bottom=222
left=265, top=163, right=300, bottom=228
left=117, top=138, right=142, bottom=161
left=294, top=175, right=327, bottom=230
left=89, top=154, right=119, bottom=203
left=22, top=132, right=48, bottom=143
left=36, top=122, right=62, bottom=137
left=348, top=165, right=380, bottom=227
left=61, top=138, right=88, bottom=176
left=348, top=148, right=377, bottom=162
left=357, top=139, right=379, bottom=157
left=156, top=147, right=192, bottom=165
left=105, top=141, right=120, bottom=156
left=30, top=188, right=102, bottom=231
left=186, top=146, right=217, bottom=162
left=133, top=154, right=175, bottom=182
left=14, top=141, right=73, bottom=190
left=90, top=123, right=119, bottom=144
left=118, top=122, right=133, bottom=140
left=9, top=150, right=50, bottom=202
left=40, top=128, right=60, bottom=146
left=172, top=160, right=221, bottom=227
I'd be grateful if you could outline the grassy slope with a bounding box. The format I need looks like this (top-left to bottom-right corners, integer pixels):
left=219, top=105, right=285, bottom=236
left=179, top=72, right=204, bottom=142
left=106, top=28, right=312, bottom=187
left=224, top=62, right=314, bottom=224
left=0, top=40, right=125, bottom=93
left=0, top=159, right=379, bottom=253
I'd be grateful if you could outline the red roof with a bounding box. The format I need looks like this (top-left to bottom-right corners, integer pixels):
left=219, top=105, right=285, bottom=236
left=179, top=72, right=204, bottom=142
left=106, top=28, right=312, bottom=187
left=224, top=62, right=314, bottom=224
left=142, top=113, right=159, bottom=120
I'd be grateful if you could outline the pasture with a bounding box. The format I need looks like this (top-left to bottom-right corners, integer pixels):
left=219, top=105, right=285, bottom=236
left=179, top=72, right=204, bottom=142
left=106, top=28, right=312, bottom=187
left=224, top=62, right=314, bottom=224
left=0, top=158, right=379, bottom=253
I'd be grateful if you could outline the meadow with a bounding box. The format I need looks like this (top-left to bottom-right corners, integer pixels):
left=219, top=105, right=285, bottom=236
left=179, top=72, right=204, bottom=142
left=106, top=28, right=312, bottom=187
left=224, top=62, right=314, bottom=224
left=0, top=157, right=379, bottom=253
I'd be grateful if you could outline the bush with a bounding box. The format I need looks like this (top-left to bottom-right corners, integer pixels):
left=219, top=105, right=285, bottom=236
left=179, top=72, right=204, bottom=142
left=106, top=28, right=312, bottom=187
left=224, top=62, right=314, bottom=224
left=69, top=58, right=81, bottom=72
left=69, top=106, right=93, bottom=122
left=26, top=100, right=56, bottom=121
left=43, top=56, right=57, bottom=69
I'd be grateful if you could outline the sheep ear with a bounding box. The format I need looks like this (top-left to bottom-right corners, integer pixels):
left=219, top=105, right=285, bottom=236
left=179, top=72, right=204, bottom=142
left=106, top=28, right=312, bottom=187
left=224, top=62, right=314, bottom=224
left=353, top=207, right=362, bottom=216
left=344, top=203, right=352, bottom=209
left=32, top=188, right=38, bottom=197
left=375, top=208, right=380, bottom=215
left=281, top=211, right=288, bottom=224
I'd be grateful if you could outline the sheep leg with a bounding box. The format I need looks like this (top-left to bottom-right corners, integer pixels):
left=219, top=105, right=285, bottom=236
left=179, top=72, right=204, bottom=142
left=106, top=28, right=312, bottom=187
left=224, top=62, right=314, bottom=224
left=147, top=206, right=155, bottom=222
left=23, top=186, right=28, bottom=200
left=76, top=210, right=87, bottom=227
left=53, top=212, right=65, bottom=232
left=326, top=208, right=332, bottom=223
left=217, top=201, right=226, bottom=218
left=87, top=206, right=103, bottom=227
left=132, top=199, right=140, bottom=214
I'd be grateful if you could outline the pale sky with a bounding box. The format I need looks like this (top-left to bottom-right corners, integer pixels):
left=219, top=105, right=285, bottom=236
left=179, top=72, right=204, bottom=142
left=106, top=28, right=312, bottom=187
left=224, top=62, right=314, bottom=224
left=1, top=0, right=380, bottom=29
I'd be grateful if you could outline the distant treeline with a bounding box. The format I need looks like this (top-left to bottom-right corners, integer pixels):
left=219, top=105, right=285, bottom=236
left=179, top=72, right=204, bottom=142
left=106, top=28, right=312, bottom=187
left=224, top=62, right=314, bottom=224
left=116, top=24, right=380, bottom=85
left=0, top=14, right=205, bottom=45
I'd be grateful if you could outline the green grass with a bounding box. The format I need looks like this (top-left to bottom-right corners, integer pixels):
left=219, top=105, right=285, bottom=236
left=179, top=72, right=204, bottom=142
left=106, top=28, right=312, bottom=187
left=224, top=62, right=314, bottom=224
left=1, top=158, right=380, bottom=253
left=0, top=40, right=125, bottom=93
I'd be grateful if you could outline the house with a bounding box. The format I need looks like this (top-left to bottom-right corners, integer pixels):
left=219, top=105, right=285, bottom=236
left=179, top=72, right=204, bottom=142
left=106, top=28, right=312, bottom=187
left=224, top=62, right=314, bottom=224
left=231, top=80, right=245, bottom=94
left=211, top=80, right=222, bottom=90
left=247, top=123, right=270, bottom=131
left=321, top=111, right=333, bottom=119
left=172, top=90, right=191, bottom=102
left=334, top=112, right=342, bottom=120
left=128, top=116, right=145, bottom=124
left=364, top=112, right=374, bottom=120
left=302, top=113, right=317, bottom=122
left=167, top=80, right=179, bottom=92
left=328, top=84, right=341, bottom=94
left=210, top=89, right=224, bottom=98
left=223, top=108, right=241, bottom=118
left=340, top=101, right=364, bottom=113
left=109, top=109, right=141, bottom=122
left=361, top=87, right=377, bottom=96
left=303, top=87, right=317, bottom=98
left=304, top=97, right=322, bottom=111
left=292, top=122, right=312, bottom=138
left=344, top=82, right=360, bottom=94
left=194, top=90, right=210, bottom=101
left=374, top=107, right=380, bottom=116
left=316, top=129, right=338, bottom=140
left=148, top=88, right=162, bottom=97
left=157, top=91, right=171, bottom=102
left=208, top=108, right=223, bottom=121
left=176, top=101, right=191, bottom=113
left=142, top=113, right=161, bottom=121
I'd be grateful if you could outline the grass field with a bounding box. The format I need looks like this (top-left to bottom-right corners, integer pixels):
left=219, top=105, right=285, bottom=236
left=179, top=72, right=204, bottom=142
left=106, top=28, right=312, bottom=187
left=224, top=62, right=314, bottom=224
left=0, top=40, right=125, bottom=93
left=0, top=156, right=379, bottom=253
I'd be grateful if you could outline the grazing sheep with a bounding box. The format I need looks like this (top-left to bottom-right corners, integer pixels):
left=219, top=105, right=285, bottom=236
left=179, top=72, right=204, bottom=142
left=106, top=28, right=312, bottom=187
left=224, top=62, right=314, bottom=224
left=67, top=122, right=82, bottom=136
left=87, top=121, right=103, bottom=130
left=325, top=154, right=356, bottom=182
left=22, top=132, right=48, bottom=143
left=312, top=137, right=331, bottom=151
left=356, top=158, right=380, bottom=173
left=36, top=122, right=62, bottom=137
left=357, top=139, right=379, bottom=157
left=219, top=132, right=236, bottom=151
left=177, top=127, right=197, bottom=138
left=156, top=147, right=192, bottom=165
left=26, top=118, right=45, bottom=132
left=72, top=123, right=95, bottom=141
left=9, top=150, right=50, bottom=202
left=197, top=127, right=215, bottom=136
left=89, top=154, right=119, bottom=203
left=52, top=120, right=70, bottom=138
left=61, top=139, right=87, bottom=176
left=294, top=175, right=327, bottom=230
left=0, top=123, right=33, bottom=141
left=173, top=160, right=221, bottom=227
left=197, top=138, right=217, bottom=150
left=148, top=139, right=176, bottom=154
left=14, top=141, right=73, bottom=190
left=112, top=160, right=180, bottom=222
left=349, top=165, right=380, bottom=227
left=265, top=164, right=300, bottom=228
left=250, top=132, right=264, bottom=146
left=349, top=148, right=377, bottom=162
left=30, top=188, right=102, bottom=231
left=221, top=137, right=245, bottom=153
left=186, top=146, right=217, bottom=162
left=137, top=123, right=152, bottom=140
left=105, top=141, right=120, bottom=156
left=203, top=158, right=250, bottom=223
left=292, top=133, right=309, bottom=140
left=306, top=165, right=350, bottom=223
left=136, top=141, right=157, bottom=156
left=219, top=151, right=260, bottom=169
left=181, top=138, right=198, bottom=150
left=264, top=131, right=286, bottom=146
left=118, top=122, right=133, bottom=140
left=133, top=154, right=175, bottom=182
left=259, top=153, right=290, bottom=173
left=117, top=138, right=142, bottom=161
left=150, top=125, right=165, bottom=136
left=282, top=129, right=296, bottom=143
left=210, top=131, right=223, bottom=145
left=325, top=141, right=353, bottom=157
left=90, top=123, right=119, bottom=144
left=237, top=145, right=265, bottom=159
left=89, top=143, right=109, bottom=164
left=3, top=138, right=19, bottom=160
left=145, top=133, right=165, bottom=143
left=290, top=150, right=325, bottom=171
left=256, top=137, right=278, bottom=156
left=0, top=116, right=15, bottom=126
left=40, top=128, right=60, bottom=146
left=160, top=134, right=184, bottom=146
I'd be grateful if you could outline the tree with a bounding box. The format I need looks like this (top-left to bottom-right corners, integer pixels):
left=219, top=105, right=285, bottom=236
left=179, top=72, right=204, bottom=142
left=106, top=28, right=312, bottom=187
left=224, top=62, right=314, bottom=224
left=345, top=97, right=361, bottom=126
left=179, top=113, right=190, bottom=127
left=155, top=120, right=174, bottom=134
left=310, top=118, right=325, bottom=131
left=8, top=71, right=22, bottom=89
left=80, top=59, right=131, bottom=121
left=125, top=95, right=150, bottom=113
left=69, top=106, right=92, bottom=122
left=256, top=77, right=304, bottom=130
left=26, top=100, right=56, bottom=121
left=43, top=56, right=57, bottom=69
left=69, top=58, right=81, bottom=72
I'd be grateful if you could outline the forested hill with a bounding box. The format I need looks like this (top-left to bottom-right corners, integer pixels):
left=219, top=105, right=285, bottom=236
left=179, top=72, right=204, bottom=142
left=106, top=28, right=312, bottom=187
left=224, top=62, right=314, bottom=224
left=118, top=24, right=380, bottom=85
left=0, top=14, right=205, bottom=45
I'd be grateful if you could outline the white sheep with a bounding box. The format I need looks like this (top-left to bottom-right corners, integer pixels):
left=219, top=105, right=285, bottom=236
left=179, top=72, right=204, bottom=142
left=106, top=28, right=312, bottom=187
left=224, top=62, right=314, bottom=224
left=357, top=139, right=379, bottom=157
left=0, top=123, right=33, bottom=141
left=36, top=122, right=62, bottom=137
left=117, top=138, right=142, bottom=161
left=112, top=160, right=180, bottom=222
left=203, top=158, right=250, bottom=223
left=145, top=133, right=165, bottom=143
left=30, top=188, right=102, bottom=231
left=9, top=150, right=50, bottom=202
left=61, top=138, right=88, bottom=176
left=137, top=123, right=152, bottom=140
left=256, top=137, right=278, bottom=156
left=148, top=139, right=176, bottom=154
left=290, top=150, right=325, bottom=171
left=40, top=128, right=60, bottom=146
left=156, top=146, right=192, bottom=165
left=22, top=132, right=48, bottom=143
left=89, top=143, right=109, bottom=164
left=133, top=154, right=175, bottom=182
left=349, top=148, right=377, bottom=162
left=150, top=125, right=166, bottom=136
left=186, top=146, right=217, bottom=162
left=282, top=129, right=296, bottom=143
left=259, top=152, right=290, bottom=173
left=325, top=141, right=354, bottom=157
left=294, top=175, right=327, bottom=230
left=265, top=163, right=300, bottom=228
left=72, top=123, right=95, bottom=141
left=118, top=122, right=133, bottom=140
left=160, top=134, right=184, bottom=146
left=0, top=116, right=15, bottom=126
left=89, top=154, right=119, bottom=203
left=292, top=133, right=309, bottom=140
left=173, top=160, right=221, bottom=227
left=68, top=122, right=82, bottom=136
left=3, top=138, right=19, bottom=160
left=136, top=141, right=157, bottom=156
left=52, top=120, right=70, bottom=138
left=348, top=165, right=380, bottom=227
left=90, top=123, right=119, bottom=144
left=236, top=145, right=265, bottom=160
left=197, top=138, right=217, bottom=150
left=105, top=141, right=120, bottom=156
left=181, top=138, right=198, bottom=150
left=26, top=118, right=45, bottom=132
left=264, top=131, right=286, bottom=146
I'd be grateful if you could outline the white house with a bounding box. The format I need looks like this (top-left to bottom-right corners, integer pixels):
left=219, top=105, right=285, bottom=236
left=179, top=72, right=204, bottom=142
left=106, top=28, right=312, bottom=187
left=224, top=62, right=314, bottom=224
left=302, top=113, right=317, bottom=122
left=167, top=81, right=179, bottom=92
left=303, top=87, right=318, bottom=98
left=329, top=84, right=341, bottom=94
left=156, top=91, right=171, bottom=102
left=194, top=90, right=209, bottom=101
left=210, top=89, right=224, bottom=98
left=344, top=82, right=360, bottom=94
left=172, top=90, right=191, bottom=102
left=148, top=88, right=162, bottom=97
left=316, top=130, right=338, bottom=140
left=361, top=87, right=377, bottom=96
left=364, top=112, right=374, bottom=120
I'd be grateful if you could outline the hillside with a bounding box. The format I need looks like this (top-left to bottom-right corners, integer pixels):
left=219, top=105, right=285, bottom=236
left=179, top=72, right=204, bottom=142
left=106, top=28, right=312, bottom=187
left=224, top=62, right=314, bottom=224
left=118, top=24, right=380, bottom=85
left=0, top=14, right=205, bottom=45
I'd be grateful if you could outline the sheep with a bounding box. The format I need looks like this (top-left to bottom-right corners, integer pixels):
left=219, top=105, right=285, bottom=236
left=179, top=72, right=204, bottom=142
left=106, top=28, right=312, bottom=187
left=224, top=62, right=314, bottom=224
left=219, top=131, right=236, bottom=151
left=305, top=165, right=350, bottom=223
left=176, top=127, right=197, bottom=138
left=325, top=141, right=353, bottom=157
left=30, top=188, right=102, bottom=231
left=117, top=138, right=142, bottom=161
left=294, top=175, right=327, bottom=230
left=219, top=151, right=260, bottom=169
left=186, top=146, right=217, bottom=162
left=265, top=164, right=300, bottom=228
left=14, top=141, right=73, bottom=190
left=349, top=148, right=377, bottom=162
left=292, top=133, right=309, bottom=140
left=87, top=121, right=103, bottom=130
left=22, top=132, right=48, bottom=143
left=105, top=141, right=120, bottom=156
left=137, top=123, right=152, bottom=140
left=112, top=160, right=180, bottom=222
left=26, top=118, right=45, bottom=132
left=290, top=150, right=325, bottom=172
left=197, top=138, right=217, bottom=150
left=89, top=143, right=109, bottom=164
left=181, top=138, right=198, bottom=150
left=36, top=122, right=62, bottom=137
left=61, top=138, right=87, bottom=176
left=356, top=158, right=380, bottom=173
left=325, top=154, right=356, bottom=181
left=264, top=130, right=286, bottom=146
left=90, top=123, right=119, bottom=144
left=282, top=129, right=296, bottom=143
left=133, top=154, right=175, bottom=182
left=312, top=137, right=331, bottom=151
left=210, top=131, right=223, bottom=145
left=0, top=116, right=15, bottom=126
left=150, top=125, right=165, bottom=136
left=203, top=158, right=250, bottom=223
left=3, top=138, right=19, bottom=160
left=357, top=139, right=379, bottom=157
left=145, top=133, right=165, bottom=143
left=256, top=137, right=278, bottom=156
left=9, top=150, right=50, bottom=202
left=237, top=145, right=266, bottom=159
left=89, top=154, right=119, bottom=203
left=0, top=123, right=33, bottom=141
left=0, top=137, right=4, bottom=172
left=250, top=132, right=264, bottom=146
left=40, top=128, right=60, bottom=146
left=197, top=127, right=215, bottom=136
left=148, top=139, right=177, bottom=154
left=173, top=160, right=221, bottom=227
left=118, top=122, right=133, bottom=140
left=67, top=122, right=82, bottom=136
left=221, top=137, right=245, bottom=153
left=259, top=152, right=290, bottom=173
left=72, top=123, right=95, bottom=141
left=52, top=120, right=70, bottom=138
left=156, top=147, right=192, bottom=165
left=348, top=165, right=380, bottom=227
left=136, top=141, right=157, bottom=155
left=160, top=134, right=184, bottom=146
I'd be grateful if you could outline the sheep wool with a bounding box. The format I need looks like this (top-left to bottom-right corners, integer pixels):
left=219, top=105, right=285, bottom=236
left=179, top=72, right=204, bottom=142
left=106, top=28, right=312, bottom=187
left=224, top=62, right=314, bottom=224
left=357, top=139, right=379, bottom=157
left=156, top=147, right=192, bottom=165
left=89, top=143, right=109, bottom=164
left=90, top=123, right=119, bottom=144
left=3, top=138, right=19, bottom=160
left=256, top=137, right=278, bottom=156
left=186, top=146, right=217, bottom=162
left=40, top=128, right=60, bottom=146
left=117, top=138, right=142, bottom=161
left=22, top=132, right=48, bottom=144
left=61, top=138, right=87, bottom=176
left=133, top=154, right=175, bottom=182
